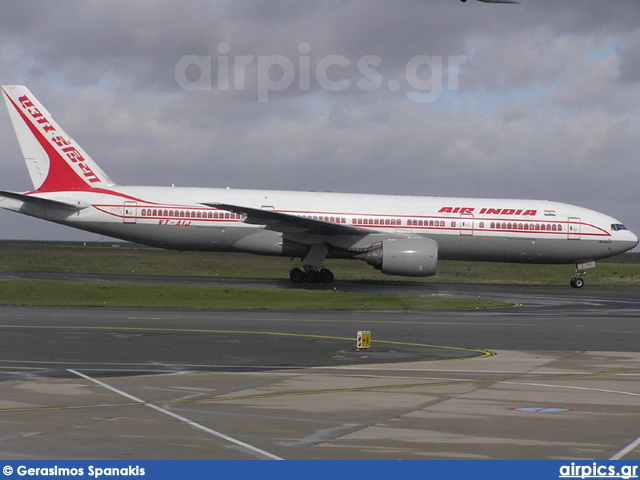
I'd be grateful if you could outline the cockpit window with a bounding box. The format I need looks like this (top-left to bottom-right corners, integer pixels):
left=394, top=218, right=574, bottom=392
left=611, top=224, right=628, bottom=231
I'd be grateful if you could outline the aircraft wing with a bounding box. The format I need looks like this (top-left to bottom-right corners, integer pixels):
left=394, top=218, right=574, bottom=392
left=202, top=202, right=370, bottom=236
left=0, top=191, right=88, bottom=212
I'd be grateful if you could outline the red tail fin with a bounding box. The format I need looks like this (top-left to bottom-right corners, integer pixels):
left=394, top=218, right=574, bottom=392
left=2, top=85, right=114, bottom=192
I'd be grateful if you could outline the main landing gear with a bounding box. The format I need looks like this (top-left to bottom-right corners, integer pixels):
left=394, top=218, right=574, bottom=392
left=289, top=266, right=335, bottom=284
left=290, top=244, right=335, bottom=283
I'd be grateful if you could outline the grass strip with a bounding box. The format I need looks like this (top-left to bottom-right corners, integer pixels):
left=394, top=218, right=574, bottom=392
left=0, top=279, right=509, bottom=310
left=0, top=242, right=638, bottom=286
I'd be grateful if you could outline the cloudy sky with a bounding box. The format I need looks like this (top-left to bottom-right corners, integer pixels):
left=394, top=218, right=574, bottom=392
left=1, top=0, right=639, bottom=248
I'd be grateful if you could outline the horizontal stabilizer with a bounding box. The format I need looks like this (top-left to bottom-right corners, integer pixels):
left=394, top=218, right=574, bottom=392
left=0, top=190, right=87, bottom=211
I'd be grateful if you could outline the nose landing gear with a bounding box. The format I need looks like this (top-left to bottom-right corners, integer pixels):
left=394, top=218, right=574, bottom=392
left=570, top=261, right=595, bottom=288
left=570, top=276, right=584, bottom=288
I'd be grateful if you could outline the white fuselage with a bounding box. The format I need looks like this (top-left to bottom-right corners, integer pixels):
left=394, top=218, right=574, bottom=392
left=6, top=185, right=637, bottom=265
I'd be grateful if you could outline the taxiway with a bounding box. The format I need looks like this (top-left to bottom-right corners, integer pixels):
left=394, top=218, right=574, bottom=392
left=0, top=280, right=638, bottom=460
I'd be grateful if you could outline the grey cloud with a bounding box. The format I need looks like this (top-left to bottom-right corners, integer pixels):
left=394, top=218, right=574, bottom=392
left=0, top=0, right=639, bottom=244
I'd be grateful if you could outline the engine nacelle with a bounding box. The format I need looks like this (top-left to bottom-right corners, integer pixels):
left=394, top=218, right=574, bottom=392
left=360, top=237, right=438, bottom=277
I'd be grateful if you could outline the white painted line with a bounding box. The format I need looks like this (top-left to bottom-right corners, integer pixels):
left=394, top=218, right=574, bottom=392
left=502, top=380, right=640, bottom=460
left=502, top=381, right=640, bottom=398
left=67, top=369, right=284, bottom=460
left=611, top=434, right=640, bottom=460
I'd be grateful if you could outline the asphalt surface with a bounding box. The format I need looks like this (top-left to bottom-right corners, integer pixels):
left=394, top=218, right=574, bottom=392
left=0, top=276, right=639, bottom=460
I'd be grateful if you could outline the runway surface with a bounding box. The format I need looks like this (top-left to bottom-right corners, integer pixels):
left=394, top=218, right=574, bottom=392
left=0, top=277, right=639, bottom=460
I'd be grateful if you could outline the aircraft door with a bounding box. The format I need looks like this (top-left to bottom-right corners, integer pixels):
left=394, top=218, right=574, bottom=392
left=123, top=201, right=137, bottom=224
left=568, top=217, right=581, bottom=240
left=460, top=213, right=474, bottom=236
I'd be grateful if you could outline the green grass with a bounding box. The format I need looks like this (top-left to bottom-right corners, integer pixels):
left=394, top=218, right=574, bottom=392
left=0, top=279, right=508, bottom=310
left=0, top=241, right=638, bottom=286
left=1, top=240, right=636, bottom=309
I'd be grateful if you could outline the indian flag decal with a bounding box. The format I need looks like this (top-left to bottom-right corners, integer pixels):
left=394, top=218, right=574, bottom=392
left=544, top=210, right=556, bottom=217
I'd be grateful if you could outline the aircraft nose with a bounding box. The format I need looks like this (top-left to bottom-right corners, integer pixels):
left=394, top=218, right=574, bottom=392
left=611, top=229, right=639, bottom=255
left=622, top=230, right=639, bottom=252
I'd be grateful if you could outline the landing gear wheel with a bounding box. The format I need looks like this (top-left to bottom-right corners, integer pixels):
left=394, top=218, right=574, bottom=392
left=319, top=268, right=335, bottom=284
left=305, top=270, right=319, bottom=283
left=289, top=268, right=305, bottom=283
left=570, top=277, right=584, bottom=288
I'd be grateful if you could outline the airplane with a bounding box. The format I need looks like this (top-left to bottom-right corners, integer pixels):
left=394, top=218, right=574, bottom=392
left=0, top=85, right=637, bottom=287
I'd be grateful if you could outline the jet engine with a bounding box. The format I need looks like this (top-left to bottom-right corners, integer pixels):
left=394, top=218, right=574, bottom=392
left=359, top=237, right=438, bottom=277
